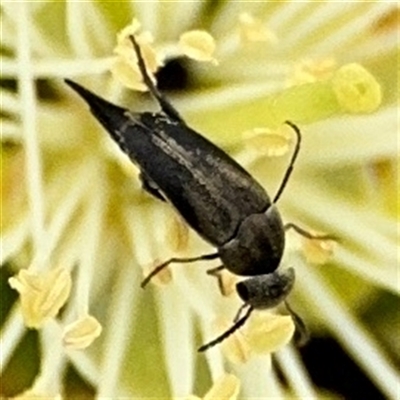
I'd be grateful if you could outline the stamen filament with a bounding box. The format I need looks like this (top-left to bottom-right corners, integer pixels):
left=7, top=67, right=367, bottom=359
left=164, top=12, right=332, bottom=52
left=75, top=187, right=105, bottom=315
left=30, top=165, right=93, bottom=273
left=309, top=3, right=393, bottom=56
left=1, top=57, right=114, bottom=79
left=34, top=322, right=65, bottom=393
left=97, top=265, right=140, bottom=397
left=157, top=287, right=195, bottom=396
left=275, top=345, right=316, bottom=397
left=17, top=2, right=45, bottom=253
left=300, top=264, right=400, bottom=400
left=0, top=306, right=25, bottom=373
left=1, top=220, right=29, bottom=265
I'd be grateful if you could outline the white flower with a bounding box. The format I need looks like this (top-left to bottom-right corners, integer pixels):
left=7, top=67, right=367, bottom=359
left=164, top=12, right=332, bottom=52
left=1, top=2, right=398, bottom=399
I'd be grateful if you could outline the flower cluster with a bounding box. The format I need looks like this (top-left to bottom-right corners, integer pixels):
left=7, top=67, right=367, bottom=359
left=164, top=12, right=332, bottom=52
left=1, top=2, right=398, bottom=398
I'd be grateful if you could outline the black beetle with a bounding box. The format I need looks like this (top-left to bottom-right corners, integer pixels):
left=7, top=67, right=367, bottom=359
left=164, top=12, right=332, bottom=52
left=65, top=35, right=331, bottom=352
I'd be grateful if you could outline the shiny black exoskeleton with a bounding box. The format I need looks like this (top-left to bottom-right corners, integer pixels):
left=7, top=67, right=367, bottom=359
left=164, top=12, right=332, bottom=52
left=65, top=35, right=326, bottom=352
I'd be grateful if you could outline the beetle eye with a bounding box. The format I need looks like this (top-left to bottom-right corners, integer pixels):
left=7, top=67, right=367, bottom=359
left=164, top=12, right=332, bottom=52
left=155, top=57, right=191, bottom=92
left=236, top=281, right=249, bottom=301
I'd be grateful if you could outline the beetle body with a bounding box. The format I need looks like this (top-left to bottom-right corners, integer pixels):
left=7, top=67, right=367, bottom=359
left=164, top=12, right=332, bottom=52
left=65, top=80, right=285, bottom=277
left=65, top=35, right=308, bottom=352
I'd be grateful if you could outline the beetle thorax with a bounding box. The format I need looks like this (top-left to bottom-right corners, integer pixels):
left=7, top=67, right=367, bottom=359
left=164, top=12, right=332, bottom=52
left=218, top=205, right=285, bottom=276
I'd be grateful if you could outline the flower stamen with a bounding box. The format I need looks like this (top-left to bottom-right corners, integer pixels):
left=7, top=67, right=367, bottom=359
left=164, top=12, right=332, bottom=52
left=111, top=18, right=162, bottom=91
left=286, top=57, right=337, bottom=87
left=179, top=30, right=218, bottom=64
left=8, top=268, right=72, bottom=329
left=332, top=63, right=382, bottom=113
left=238, top=12, right=277, bottom=44
left=63, top=314, right=102, bottom=350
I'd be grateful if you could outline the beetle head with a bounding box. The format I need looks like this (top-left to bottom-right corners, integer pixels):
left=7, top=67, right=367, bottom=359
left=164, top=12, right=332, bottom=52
left=236, top=267, right=295, bottom=309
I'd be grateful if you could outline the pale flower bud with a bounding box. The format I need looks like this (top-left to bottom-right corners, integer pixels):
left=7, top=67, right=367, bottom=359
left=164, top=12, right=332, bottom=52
left=302, top=234, right=337, bottom=265
left=286, top=57, right=337, bottom=87
left=244, top=312, right=295, bottom=354
left=9, top=268, right=72, bottom=329
left=179, top=30, right=218, bottom=64
left=143, top=259, right=173, bottom=287
left=111, top=18, right=162, bottom=91
left=238, top=12, right=277, bottom=43
left=165, top=213, right=190, bottom=253
left=63, top=315, right=102, bottom=350
left=204, top=374, right=241, bottom=400
left=332, top=63, right=382, bottom=113
left=212, top=317, right=251, bottom=364
left=242, top=127, right=291, bottom=157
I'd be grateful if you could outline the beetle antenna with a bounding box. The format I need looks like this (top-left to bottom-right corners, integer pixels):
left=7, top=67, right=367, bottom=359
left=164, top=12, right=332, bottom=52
left=129, top=35, right=183, bottom=122
left=272, top=121, right=302, bottom=204
left=198, top=306, right=253, bottom=352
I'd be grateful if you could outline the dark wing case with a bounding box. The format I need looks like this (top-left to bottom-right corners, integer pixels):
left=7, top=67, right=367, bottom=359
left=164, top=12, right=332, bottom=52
left=65, top=81, right=271, bottom=246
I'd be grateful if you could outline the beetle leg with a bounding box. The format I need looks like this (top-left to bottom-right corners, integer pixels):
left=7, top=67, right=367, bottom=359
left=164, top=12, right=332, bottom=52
left=284, top=301, right=309, bottom=347
left=284, top=222, right=337, bottom=241
left=206, top=265, right=226, bottom=295
left=129, top=35, right=184, bottom=123
left=206, top=265, right=225, bottom=275
left=141, top=252, right=219, bottom=288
